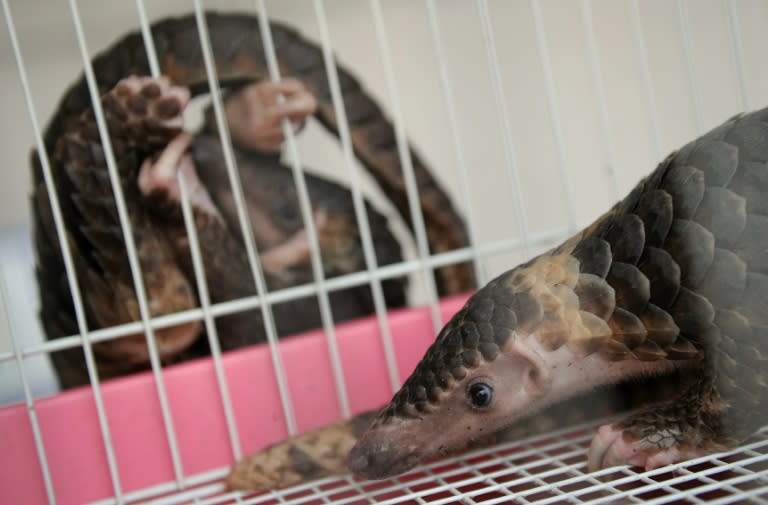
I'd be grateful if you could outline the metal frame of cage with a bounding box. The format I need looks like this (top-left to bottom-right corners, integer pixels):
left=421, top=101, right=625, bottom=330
left=1, top=0, right=767, bottom=504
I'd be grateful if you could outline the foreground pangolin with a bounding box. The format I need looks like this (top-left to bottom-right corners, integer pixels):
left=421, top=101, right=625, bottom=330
left=227, top=105, right=768, bottom=488
left=32, top=12, right=475, bottom=388
left=348, top=106, right=768, bottom=475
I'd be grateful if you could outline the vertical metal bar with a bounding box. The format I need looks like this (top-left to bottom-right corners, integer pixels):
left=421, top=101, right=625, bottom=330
left=424, top=0, right=485, bottom=285
left=475, top=0, right=532, bottom=259
left=580, top=0, right=621, bottom=200
left=133, top=0, right=242, bottom=460
left=369, top=0, right=443, bottom=333
left=310, top=0, right=403, bottom=393
left=176, top=168, right=243, bottom=459
left=676, top=0, right=704, bottom=133
left=530, top=0, right=578, bottom=232
left=628, top=0, right=663, bottom=159
left=189, top=0, right=297, bottom=435
left=134, top=0, right=160, bottom=77
left=1, top=280, right=57, bottom=503
left=1, top=0, right=126, bottom=501
left=66, top=0, right=186, bottom=486
left=253, top=0, right=351, bottom=419
left=726, top=0, right=752, bottom=111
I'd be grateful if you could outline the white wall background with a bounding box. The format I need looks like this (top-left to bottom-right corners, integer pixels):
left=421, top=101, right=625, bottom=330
left=1, top=0, right=767, bottom=404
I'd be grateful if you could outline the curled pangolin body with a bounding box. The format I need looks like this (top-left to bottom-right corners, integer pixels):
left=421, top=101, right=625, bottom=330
left=32, top=12, right=475, bottom=387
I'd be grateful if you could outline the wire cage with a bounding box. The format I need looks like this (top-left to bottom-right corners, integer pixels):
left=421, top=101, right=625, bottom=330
left=1, top=0, right=768, bottom=504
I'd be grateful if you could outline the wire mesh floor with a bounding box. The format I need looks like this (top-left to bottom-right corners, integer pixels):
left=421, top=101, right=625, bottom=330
left=143, top=416, right=768, bottom=505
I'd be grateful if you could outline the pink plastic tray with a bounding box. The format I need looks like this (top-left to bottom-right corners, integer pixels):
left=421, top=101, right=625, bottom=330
left=0, top=295, right=469, bottom=505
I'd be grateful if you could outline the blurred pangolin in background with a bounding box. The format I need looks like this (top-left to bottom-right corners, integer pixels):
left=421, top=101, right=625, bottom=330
left=31, top=12, right=476, bottom=389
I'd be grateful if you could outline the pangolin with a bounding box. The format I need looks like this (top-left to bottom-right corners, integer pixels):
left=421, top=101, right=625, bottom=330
left=32, top=12, right=475, bottom=388
left=348, top=105, right=768, bottom=475
left=226, top=105, right=768, bottom=489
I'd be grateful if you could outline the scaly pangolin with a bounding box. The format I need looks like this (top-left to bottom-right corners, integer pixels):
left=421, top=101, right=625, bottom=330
left=347, top=106, right=768, bottom=475
left=228, top=105, right=768, bottom=488
left=31, top=12, right=475, bottom=388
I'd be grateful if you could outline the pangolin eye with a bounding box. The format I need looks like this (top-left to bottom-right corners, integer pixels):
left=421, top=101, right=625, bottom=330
left=468, top=382, right=493, bottom=409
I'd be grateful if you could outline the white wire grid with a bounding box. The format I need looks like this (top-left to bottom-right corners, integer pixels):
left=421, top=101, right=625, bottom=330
left=108, top=418, right=768, bottom=505
left=1, top=0, right=767, bottom=504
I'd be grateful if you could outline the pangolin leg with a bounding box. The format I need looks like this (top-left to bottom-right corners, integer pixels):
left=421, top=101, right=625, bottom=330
left=138, top=134, right=223, bottom=220
left=117, top=75, right=223, bottom=220
left=47, top=75, right=206, bottom=383
left=139, top=134, right=329, bottom=285
left=588, top=372, right=732, bottom=472
left=214, top=78, right=317, bottom=153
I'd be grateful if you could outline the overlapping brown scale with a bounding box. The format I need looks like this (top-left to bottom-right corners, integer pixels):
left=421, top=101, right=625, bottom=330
left=490, top=304, right=518, bottom=333
left=742, top=273, right=768, bottom=326
left=606, top=262, right=650, bottom=314
left=460, top=323, right=479, bottom=349
left=599, top=339, right=633, bottom=360
left=537, top=315, right=571, bottom=351
left=724, top=121, right=768, bottom=162
left=632, top=340, right=667, bottom=361
left=467, top=296, right=493, bottom=322
left=660, top=165, right=705, bottom=219
left=733, top=214, right=768, bottom=275
left=696, top=324, right=722, bottom=348
left=571, top=236, right=612, bottom=278
left=478, top=342, right=500, bottom=361
left=664, top=336, right=701, bottom=359
left=664, top=220, right=715, bottom=288
left=692, top=188, right=746, bottom=246
left=684, top=140, right=739, bottom=186
left=728, top=161, right=768, bottom=215
left=567, top=310, right=612, bottom=356
left=639, top=303, right=680, bottom=348
left=508, top=288, right=543, bottom=334
left=607, top=308, right=647, bottom=349
left=462, top=349, right=481, bottom=368
left=550, top=282, right=580, bottom=310
left=633, top=190, right=673, bottom=248
left=670, top=287, right=715, bottom=337
left=603, top=214, right=645, bottom=264
left=715, top=309, right=751, bottom=346
left=536, top=283, right=580, bottom=351
left=697, top=249, right=747, bottom=309
left=637, top=247, right=681, bottom=308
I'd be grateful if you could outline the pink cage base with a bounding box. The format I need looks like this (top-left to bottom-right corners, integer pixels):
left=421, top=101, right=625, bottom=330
left=0, top=295, right=470, bottom=505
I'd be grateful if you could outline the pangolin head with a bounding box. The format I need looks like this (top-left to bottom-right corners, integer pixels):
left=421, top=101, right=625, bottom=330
left=347, top=251, right=602, bottom=479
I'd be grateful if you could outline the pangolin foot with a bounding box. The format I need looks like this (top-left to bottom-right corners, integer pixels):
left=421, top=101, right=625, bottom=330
left=224, top=78, right=317, bottom=152
left=107, top=75, right=190, bottom=133
left=588, top=416, right=726, bottom=472
left=588, top=376, right=735, bottom=472
left=109, top=76, right=219, bottom=217
left=587, top=423, right=712, bottom=472
left=137, top=134, right=221, bottom=218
